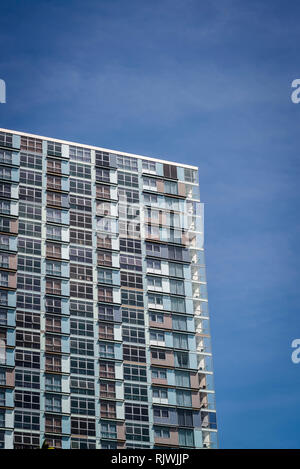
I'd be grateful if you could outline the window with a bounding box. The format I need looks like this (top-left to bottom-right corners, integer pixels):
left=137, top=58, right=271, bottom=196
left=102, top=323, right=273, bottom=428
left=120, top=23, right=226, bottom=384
left=70, top=357, right=94, bottom=376
left=0, top=272, right=8, bottom=287
left=96, top=168, right=110, bottom=183
left=142, top=160, right=156, bottom=173
left=116, top=155, right=138, bottom=171
left=121, top=290, right=143, bottom=307
left=118, top=172, right=138, bottom=188
left=70, top=229, right=92, bottom=246
left=146, top=242, right=161, bottom=256
left=46, top=243, right=61, bottom=258
left=18, top=238, right=41, bottom=255
left=46, top=225, right=62, bottom=241
left=70, top=300, right=93, bottom=318
left=70, top=377, right=94, bottom=396
left=125, top=404, right=148, bottom=422
left=17, top=274, right=40, bottom=292
left=174, top=352, right=189, bottom=368
left=45, top=415, right=62, bottom=433
left=99, top=361, right=115, bottom=379
left=71, top=397, right=95, bottom=416
left=147, top=276, right=162, bottom=291
left=46, top=297, right=62, bottom=314
left=184, top=168, right=197, bottom=183
left=154, top=427, right=170, bottom=439
left=69, top=145, right=91, bottom=163
left=0, top=200, right=10, bottom=214
left=21, top=136, right=43, bottom=153
left=178, top=429, right=194, bottom=447
left=47, top=142, right=62, bottom=157
left=95, top=150, right=110, bottom=167
left=71, top=438, right=96, bottom=449
left=163, top=164, right=177, bottom=179
left=121, top=272, right=143, bottom=289
left=0, top=167, right=11, bottom=180
left=151, top=368, right=167, bottom=380
left=171, top=296, right=186, bottom=313
left=150, top=313, right=164, bottom=323
left=45, top=375, right=61, bottom=392
left=15, top=411, right=39, bottom=431
left=120, top=254, right=142, bottom=272
left=0, top=183, right=11, bottom=199
left=172, top=315, right=187, bottom=331
left=70, top=338, right=94, bottom=356
left=70, top=211, right=92, bottom=230
left=46, top=315, right=61, bottom=333
left=99, top=324, right=114, bottom=340
left=173, top=333, right=188, bottom=350
left=71, top=264, right=93, bottom=282
left=153, top=407, right=169, bottom=418
left=45, top=354, right=61, bottom=373
left=20, top=152, right=42, bottom=169
left=45, top=395, right=62, bottom=413
left=15, top=311, right=39, bottom=331
left=46, top=260, right=62, bottom=276
left=143, top=177, right=157, bottom=191
left=18, top=256, right=40, bottom=274
left=150, top=331, right=165, bottom=344
left=126, top=424, right=150, bottom=442
left=100, top=402, right=116, bottom=419
left=170, top=279, right=185, bottom=295
left=122, top=308, right=144, bottom=326
left=19, top=186, right=42, bottom=203
left=17, top=292, right=40, bottom=311
left=46, top=208, right=62, bottom=224
left=70, top=318, right=93, bottom=337
left=99, top=342, right=114, bottom=359
left=169, top=262, right=184, bottom=277
left=123, top=345, right=146, bottom=363
left=151, top=350, right=166, bottom=360
left=47, top=175, right=62, bottom=190
left=47, top=158, right=62, bottom=173
left=118, top=188, right=139, bottom=204
left=19, top=220, right=41, bottom=238
left=15, top=350, right=40, bottom=369
left=123, top=327, right=145, bottom=344
left=16, top=330, right=40, bottom=349
left=70, top=162, right=91, bottom=176
left=123, top=364, right=147, bottom=382
left=46, top=279, right=61, bottom=295
left=97, top=251, right=112, bottom=267
left=143, top=193, right=158, bottom=205
left=20, top=170, right=42, bottom=186
left=178, top=409, right=193, bottom=426
left=14, top=432, right=40, bottom=449
left=0, top=150, right=12, bottom=164
left=70, top=178, right=91, bottom=195
left=45, top=335, right=61, bottom=352
left=15, top=370, right=40, bottom=389
left=101, top=422, right=117, bottom=439
left=120, top=238, right=141, bottom=254
left=148, top=294, right=163, bottom=309
left=124, top=384, right=148, bottom=402
left=98, top=287, right=113, bottom=303
left=100, top=381, right=115, bottom=399
left=70, top=282, right=93, bottom=299
left=0, top=235, right=9, bottom=250
left=98, top=268, right=113, bottom=285
left=70, top=195, right=91, bottom=212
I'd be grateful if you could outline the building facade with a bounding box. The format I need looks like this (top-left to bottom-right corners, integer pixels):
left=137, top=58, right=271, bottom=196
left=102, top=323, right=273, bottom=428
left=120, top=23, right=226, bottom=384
left=0, top=129, right=217, bottom=449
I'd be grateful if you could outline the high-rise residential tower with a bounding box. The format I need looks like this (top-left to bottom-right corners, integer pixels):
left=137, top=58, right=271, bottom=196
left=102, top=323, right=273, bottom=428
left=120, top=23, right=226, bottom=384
left=0, top=129, right=217, bottom=449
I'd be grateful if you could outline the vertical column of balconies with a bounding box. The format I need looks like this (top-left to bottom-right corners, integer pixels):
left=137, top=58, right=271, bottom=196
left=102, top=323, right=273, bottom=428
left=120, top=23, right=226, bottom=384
left=0, top=131, right=19, bottom=449
left=95, top=151, right=124, bottom=449
left=42, top=140, right=71, bottom=449
left=185, top=173, right=218, bottom=449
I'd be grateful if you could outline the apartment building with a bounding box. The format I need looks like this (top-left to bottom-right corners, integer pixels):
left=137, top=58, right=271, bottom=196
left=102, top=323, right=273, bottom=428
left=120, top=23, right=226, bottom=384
left=0, top=129, right=217, bottom=449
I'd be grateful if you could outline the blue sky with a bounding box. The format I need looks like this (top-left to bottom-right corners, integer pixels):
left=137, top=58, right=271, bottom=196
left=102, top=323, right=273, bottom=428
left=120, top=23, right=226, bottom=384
left=1, top=0, right=300, bottom=448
